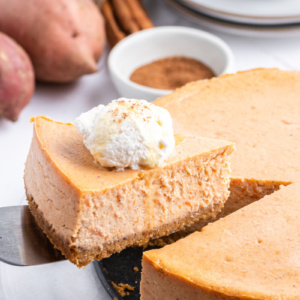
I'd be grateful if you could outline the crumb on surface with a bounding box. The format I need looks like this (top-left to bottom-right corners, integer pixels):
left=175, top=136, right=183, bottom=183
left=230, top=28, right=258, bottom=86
left=133, top=266, right=139, bottom=272
left=111, top=281, right=135, bottom=297
left=142, top=236, right=176, bottom=249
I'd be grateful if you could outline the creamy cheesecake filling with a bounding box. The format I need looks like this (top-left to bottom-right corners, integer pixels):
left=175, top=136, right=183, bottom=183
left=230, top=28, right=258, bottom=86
left=178, top=178, right=287, bottom=236
left=25, top=133, right=79, bottom=241
left=72, top=148, right=231, bottom=250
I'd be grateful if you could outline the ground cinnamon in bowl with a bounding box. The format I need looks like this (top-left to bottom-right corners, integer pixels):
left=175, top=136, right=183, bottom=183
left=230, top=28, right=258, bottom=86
left=129, top=56, right=215, bottom=90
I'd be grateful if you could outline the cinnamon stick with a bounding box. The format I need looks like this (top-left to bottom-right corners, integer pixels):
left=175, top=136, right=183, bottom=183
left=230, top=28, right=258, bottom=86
left=110, top=0, right=140, bottom=34
left=101, top=1, right=126, bottom=48
left=124, top=0, right=153, bottom=30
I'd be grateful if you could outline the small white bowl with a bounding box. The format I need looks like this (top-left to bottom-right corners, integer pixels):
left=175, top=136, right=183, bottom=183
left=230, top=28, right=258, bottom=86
left=108, top=26, right=235, bottom=101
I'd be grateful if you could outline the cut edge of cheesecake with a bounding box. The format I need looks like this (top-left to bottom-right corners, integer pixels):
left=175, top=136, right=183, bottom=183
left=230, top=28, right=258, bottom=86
left=141, top=182, right=300, bottom=300
left=24, top=116, right=235, bottom=267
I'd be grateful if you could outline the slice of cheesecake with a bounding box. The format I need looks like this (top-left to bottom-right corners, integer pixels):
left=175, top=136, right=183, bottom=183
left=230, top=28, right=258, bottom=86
left=24, top=116, right=234, bottom=267
left=141, top=183, right=300, bottom=300
left=154, top=69, right=300, bottom=231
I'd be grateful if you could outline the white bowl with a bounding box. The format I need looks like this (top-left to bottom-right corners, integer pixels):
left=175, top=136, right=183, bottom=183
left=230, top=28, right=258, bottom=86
left=108, top=26, right=235, bottom=101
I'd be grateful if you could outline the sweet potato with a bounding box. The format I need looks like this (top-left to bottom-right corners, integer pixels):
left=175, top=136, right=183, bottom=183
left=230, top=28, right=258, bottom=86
left=0, top=0, right=105, bottom=83
left=0, top=32, right=34, bottom=121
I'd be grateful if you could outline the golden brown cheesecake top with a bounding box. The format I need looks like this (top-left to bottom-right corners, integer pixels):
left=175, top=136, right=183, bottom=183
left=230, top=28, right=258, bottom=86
left=33, top=116, right=233, bottom=192
left=154, top=69, right=300, bottom=184
left=143, top=182, right=300, bottom=299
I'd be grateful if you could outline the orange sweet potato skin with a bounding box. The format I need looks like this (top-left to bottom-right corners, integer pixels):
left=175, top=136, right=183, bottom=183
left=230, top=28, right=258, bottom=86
left=0, top=0, right=105, bottom=83
left=0, top=32, right=34, bottom=121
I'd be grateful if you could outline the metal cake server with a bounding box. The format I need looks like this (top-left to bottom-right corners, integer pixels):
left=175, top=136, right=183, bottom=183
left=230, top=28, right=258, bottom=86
left=0, top=205, right=65, bottom=266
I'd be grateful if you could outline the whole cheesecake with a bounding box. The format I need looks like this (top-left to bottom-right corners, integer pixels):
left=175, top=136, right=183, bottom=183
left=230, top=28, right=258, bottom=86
left=24, top=116, right=234, bottom=266
left=154, top=68, right=300, bottom=230
left=140, top=69, right=300, bottom=299
left=141, top=183, right=300, bottom=299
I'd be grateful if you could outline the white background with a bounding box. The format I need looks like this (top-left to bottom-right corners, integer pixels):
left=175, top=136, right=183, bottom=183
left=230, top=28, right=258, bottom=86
left=1, top=0, right=300, bottom=299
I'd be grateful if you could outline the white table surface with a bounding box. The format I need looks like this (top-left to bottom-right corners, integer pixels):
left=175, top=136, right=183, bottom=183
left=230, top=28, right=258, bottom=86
left=1, top=0, right=300, bottom=299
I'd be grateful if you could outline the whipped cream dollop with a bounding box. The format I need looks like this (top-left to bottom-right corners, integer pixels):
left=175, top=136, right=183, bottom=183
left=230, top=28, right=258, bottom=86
left=75, top=98, right=175, bottom=170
